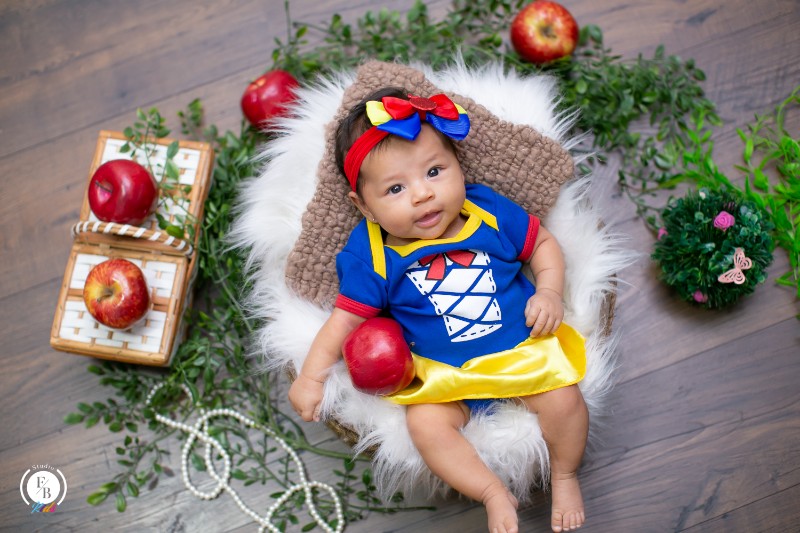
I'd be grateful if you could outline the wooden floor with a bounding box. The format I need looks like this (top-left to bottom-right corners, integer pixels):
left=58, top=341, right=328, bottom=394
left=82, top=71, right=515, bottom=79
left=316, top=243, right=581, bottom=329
left=1, top=0, right=798, bottom=531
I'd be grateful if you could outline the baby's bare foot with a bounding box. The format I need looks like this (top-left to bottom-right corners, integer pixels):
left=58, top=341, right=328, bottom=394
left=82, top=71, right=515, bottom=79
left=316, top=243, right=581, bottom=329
left=482, top=483, right=519, bottom=533
left=550, top=472, right=585, bottom=532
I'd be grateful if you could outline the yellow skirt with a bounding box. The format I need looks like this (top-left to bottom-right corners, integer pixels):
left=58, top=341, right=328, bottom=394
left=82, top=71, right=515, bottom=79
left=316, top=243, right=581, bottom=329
left=386, top=323, right=586, bottom=405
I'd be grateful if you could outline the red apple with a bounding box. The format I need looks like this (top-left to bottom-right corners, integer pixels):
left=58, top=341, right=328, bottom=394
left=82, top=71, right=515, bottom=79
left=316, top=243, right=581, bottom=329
left=88, top=160, right=158, bottom=225
left=240, top=70, right=299, bottom=128
left=342, top=317, right=415, bottom=396
left=83, top=258, right=150, bottom=330
left=510, top=1, right=579, bottom=64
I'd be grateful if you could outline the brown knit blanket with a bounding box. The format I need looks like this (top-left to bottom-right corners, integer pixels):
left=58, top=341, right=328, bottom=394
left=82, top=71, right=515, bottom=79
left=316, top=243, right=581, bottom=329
left=285, top=61, right=574, bottom=307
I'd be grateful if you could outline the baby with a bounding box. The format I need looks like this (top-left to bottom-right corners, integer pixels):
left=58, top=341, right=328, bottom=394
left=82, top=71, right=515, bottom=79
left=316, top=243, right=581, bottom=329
left=289, top=88, right=588, bottom=533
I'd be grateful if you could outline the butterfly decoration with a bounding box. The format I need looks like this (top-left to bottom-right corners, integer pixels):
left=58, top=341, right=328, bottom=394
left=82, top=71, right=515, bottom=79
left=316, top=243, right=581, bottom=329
left=718, top=247, right=753, bottom=285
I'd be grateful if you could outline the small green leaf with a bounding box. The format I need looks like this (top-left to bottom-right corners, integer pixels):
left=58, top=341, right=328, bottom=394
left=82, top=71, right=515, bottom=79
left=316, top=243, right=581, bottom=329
left=753, top=168, right=769, bottom=191
left=587, top=24, right=603, bottom=43
left=156, top=213, right=169, bottom=230
left=63, top=413, right=85, bottom=424
left=166, top=160, right=181, bottom=181
left=116, top=492, right=127, bottom=512
left=87, top=491, right=109, bottom=506
left=166, top=140, right=180, bottom=160
left=166, top=225, right=185, bottom=238
left=191, top=453, right=206, bottom=472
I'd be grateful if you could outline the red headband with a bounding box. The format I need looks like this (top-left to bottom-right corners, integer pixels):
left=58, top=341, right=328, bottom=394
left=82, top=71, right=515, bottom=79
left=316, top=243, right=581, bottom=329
left=344, top=127, right=390, bottom=191
left=343, top=94, right=470, bottom=191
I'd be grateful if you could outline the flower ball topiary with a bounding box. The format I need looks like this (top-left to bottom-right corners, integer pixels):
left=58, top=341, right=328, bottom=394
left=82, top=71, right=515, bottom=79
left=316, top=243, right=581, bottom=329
left=652, top=189, right=774, bottom=309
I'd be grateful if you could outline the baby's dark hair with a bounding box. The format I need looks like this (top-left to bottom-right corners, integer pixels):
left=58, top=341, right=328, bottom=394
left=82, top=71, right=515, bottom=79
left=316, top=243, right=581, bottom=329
left=334, top=87, right=457, bottom=195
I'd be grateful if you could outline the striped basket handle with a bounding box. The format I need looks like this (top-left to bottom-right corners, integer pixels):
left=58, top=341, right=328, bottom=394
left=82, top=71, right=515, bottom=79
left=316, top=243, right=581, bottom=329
left=72, top=221, right=194, bottom=257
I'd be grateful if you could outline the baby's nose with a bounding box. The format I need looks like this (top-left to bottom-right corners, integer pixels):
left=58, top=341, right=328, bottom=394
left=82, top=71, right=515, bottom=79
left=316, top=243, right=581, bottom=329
left=412, top=183, right=434, bottom=203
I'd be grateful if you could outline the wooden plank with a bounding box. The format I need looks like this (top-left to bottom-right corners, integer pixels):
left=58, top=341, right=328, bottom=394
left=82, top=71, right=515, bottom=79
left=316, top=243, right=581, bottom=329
left=0, top=0, right=450, bottom=160
left=577, top=318, right=800, bottom=531
left=0, top=0, right=287, bottom=158
left=681, top=484, right=800, bottom=532
left=611, top=244, right=797, bottom=383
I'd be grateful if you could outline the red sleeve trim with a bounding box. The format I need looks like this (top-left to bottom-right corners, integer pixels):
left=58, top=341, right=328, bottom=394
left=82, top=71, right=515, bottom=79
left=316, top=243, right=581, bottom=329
left=335, top=294, right=382, bottom=318
left=517, top=215, right=540, bottom=262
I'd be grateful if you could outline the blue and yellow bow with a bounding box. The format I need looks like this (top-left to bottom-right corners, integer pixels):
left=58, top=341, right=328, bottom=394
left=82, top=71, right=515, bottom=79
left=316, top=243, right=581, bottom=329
left=366, top=94, right=470, bottom=141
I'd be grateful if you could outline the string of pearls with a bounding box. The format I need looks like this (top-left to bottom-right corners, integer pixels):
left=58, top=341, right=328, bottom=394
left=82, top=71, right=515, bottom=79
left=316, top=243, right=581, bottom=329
left=145, top=383, right=344, bottom=533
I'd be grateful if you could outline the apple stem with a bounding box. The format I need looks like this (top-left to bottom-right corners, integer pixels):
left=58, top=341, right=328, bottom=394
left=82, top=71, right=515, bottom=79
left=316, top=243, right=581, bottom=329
left=98, top=287, right=115, bottom=302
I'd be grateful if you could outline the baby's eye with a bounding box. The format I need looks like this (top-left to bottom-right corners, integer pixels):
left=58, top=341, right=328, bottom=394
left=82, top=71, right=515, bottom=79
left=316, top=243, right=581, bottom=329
left=387, top=184, right=403, bottom=195
left=427, top=167, right=440, bottom=178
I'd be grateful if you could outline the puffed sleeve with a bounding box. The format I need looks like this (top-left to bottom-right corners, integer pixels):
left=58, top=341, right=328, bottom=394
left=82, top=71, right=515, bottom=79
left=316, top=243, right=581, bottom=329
left=335, top=249, right=388, bottom=318
left=467, top=183, right=540, bottom=262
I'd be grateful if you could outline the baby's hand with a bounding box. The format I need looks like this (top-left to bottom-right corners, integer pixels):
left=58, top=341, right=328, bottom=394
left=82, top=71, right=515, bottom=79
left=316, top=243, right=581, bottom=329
left=288, top=373, right=326, bottom=422
left=524, top=288, right=564, bottom=337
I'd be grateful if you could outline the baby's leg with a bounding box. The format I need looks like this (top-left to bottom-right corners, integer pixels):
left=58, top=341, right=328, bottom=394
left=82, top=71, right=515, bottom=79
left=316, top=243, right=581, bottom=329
left=406, top=402, right=519, bottom=533
left=521, top=385, right=588, bottom=532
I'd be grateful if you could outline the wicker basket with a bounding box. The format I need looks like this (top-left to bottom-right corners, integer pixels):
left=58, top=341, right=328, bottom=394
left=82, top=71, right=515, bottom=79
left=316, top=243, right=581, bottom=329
left=50, top=131, right=214, bottom=366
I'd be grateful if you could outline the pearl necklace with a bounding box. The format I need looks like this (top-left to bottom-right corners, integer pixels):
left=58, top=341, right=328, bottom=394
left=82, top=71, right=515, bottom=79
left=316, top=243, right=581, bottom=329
left=146, top=383, right=345, bottom=533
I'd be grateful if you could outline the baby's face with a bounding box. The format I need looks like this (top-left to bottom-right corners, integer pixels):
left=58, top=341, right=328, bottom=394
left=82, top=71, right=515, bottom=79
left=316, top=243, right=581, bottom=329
left=351, top=125, right=466, bottom=244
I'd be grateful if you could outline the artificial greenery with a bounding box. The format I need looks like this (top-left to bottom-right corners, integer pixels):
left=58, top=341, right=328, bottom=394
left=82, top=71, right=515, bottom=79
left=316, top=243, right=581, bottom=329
left=64, top=0, right=797, bottom=529
left=735, top=88, right=799, bottom=297
left=655, top=86, right=800, bottom=303
left=652, top=189, right=774, bottom=309
left=120, top=108, right=197, bottom=240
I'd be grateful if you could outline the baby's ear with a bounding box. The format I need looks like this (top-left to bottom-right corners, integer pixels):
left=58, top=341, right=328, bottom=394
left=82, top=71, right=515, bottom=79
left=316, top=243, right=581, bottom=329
left=348, top=191, right=372, bottom=220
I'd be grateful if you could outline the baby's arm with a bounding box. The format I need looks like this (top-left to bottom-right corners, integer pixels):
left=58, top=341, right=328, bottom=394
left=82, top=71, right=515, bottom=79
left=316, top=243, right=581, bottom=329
left=524, top=225, right=566, bottom=337
left=288, top=308, right=365, bottom=422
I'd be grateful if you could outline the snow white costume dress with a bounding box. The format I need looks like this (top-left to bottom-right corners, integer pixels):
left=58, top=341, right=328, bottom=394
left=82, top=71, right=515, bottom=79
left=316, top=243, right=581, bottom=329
left=336, top=93, right=586, bottom=411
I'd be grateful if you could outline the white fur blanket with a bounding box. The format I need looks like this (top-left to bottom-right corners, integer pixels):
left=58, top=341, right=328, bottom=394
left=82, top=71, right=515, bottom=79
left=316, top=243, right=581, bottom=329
left=229, top=61, right=632, bottom=502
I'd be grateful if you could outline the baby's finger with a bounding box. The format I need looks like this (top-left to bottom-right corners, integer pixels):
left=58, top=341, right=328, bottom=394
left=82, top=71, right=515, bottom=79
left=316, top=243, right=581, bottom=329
left=541, top=315, right=557, bottom=336
left=538, top=314, right=552, bottom=336
left=549, top=315, right=559, bottom=334
left=299, top=403, right=316, bottom=422
left=524, top=300, right=536, bottom=327
left=530, top=311, right=549, bottom=337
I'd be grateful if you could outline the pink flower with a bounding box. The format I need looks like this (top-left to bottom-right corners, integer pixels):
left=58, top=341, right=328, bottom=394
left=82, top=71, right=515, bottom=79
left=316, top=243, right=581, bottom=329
left=713, top=211, right=735, bottom=231
left=657, top=227, right=668, bottom=240
left=693, top=291, right=708, bottom=303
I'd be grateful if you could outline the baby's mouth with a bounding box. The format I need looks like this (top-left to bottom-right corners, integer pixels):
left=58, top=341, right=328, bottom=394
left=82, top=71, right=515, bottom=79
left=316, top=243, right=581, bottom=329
left=416, top=211, right=442, bottom=228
